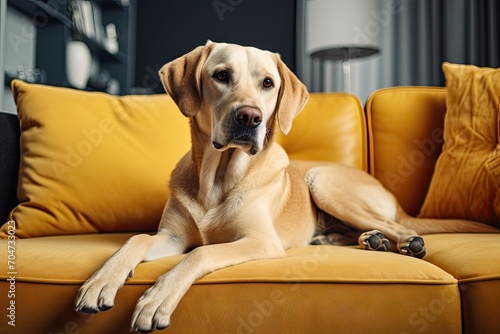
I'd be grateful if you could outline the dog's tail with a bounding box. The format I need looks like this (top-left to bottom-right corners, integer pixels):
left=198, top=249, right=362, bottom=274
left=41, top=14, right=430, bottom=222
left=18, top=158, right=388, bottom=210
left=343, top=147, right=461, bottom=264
left=396, top=206, right=500, bottom=234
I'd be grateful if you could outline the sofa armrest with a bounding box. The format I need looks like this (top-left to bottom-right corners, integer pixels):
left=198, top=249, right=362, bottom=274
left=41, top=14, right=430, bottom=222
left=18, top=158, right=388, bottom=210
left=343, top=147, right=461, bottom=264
left=0, top=112, right=20, bottom=223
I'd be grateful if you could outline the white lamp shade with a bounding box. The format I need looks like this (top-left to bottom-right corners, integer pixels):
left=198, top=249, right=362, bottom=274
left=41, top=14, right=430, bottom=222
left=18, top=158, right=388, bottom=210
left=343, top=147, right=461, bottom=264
left=306, top=0, right=382, bottom=59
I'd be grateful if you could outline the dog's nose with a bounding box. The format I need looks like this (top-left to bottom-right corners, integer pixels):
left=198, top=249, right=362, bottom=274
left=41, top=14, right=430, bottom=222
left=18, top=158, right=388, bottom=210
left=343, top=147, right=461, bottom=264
left=234, top=107, right=262, bottom=129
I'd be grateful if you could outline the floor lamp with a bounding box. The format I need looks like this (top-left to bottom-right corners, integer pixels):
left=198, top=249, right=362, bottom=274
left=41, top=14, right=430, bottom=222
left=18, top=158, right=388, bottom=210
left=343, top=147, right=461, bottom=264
left=305, top=0, right=381, bottom=92
left=310, top=46, right=378, bottom=92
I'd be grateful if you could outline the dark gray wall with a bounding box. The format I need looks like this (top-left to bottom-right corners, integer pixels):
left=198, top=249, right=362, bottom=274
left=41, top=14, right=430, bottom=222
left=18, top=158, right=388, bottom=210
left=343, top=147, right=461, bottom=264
left=134, top=0, right=297, bottom=93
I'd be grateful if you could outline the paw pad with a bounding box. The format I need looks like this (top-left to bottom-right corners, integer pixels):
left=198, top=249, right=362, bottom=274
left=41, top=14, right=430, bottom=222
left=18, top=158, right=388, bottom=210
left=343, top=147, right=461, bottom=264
left=398, top=236, right=426, bottom=258
left=358, top=230, right=390, bottom=252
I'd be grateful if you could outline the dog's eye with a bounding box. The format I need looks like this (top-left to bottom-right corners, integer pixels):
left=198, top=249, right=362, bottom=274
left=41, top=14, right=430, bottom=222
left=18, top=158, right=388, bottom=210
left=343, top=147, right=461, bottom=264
left=214, top=71, right=229, bottom=82
left=263, top=78, right=274, bottom=88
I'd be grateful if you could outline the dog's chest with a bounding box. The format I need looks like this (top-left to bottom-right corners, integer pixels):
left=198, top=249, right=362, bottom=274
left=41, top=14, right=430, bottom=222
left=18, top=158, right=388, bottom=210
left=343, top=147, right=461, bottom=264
left=197, top=149, right=250, bottom=210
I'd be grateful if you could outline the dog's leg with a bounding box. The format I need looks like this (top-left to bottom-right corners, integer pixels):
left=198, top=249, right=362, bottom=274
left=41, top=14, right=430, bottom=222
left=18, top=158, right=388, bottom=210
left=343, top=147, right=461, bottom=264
left=75, top=231, right=186, bottom=314
left=75, top=197, right=202, bottom=314
left=306, top=165, right=426, bottom=257
left=130, top=236, right=285, bottom=332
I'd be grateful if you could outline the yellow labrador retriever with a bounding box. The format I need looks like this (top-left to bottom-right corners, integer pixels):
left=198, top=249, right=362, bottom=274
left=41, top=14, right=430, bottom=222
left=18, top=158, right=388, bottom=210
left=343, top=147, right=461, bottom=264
left=75, top=41, right=497, bottom=332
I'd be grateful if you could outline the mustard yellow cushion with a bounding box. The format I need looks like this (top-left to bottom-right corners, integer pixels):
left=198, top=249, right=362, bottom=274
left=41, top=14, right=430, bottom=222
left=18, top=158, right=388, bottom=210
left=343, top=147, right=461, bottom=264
left=419, top=63, right=500, bottom=226
left=0, top=80, right=190, bottom=238
left=276, top=93, right=367, bottom=170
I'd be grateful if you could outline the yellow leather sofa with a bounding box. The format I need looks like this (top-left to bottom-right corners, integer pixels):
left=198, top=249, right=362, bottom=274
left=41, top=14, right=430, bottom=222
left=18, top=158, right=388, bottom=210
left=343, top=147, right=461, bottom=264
left=0, top=85, right=499, bottom=334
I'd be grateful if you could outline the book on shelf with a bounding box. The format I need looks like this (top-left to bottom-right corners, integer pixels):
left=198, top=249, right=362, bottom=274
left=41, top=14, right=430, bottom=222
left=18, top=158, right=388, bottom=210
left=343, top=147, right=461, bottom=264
left=70, top=1, right=104, bottom=46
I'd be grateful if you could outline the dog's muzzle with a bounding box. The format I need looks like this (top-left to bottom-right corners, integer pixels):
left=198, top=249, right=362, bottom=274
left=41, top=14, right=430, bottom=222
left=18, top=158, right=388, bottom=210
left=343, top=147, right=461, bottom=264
left=212, top=106, right=263, bottom=155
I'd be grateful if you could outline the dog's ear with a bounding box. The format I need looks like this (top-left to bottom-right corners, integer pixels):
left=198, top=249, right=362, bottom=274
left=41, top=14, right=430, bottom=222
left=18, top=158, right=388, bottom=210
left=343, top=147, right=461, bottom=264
left=159, top=41, right=215, bottom=117
left=274, top=54, right=309, bottom=135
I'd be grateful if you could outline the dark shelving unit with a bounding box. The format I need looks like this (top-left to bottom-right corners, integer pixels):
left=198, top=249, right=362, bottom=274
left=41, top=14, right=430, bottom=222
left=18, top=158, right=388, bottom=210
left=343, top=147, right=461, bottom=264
left=8, top=0, right=73, bottom=27
left=2, top=0, right=135, bottom=95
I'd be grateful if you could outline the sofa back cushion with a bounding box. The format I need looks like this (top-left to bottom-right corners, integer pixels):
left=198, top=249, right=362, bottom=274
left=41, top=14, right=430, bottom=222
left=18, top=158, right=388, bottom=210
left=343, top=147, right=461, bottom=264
left=366, top=87, right=447, bottom=216
left=1, top=80, right=191, bottom=238
left=419, top=63, right=500, bottom=225
left=276, top=93, right=367, bottom=170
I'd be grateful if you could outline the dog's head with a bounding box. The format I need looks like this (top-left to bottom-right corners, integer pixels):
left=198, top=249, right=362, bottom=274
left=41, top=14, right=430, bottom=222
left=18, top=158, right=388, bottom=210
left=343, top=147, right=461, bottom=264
left=159, top=41, right=309, bottom=155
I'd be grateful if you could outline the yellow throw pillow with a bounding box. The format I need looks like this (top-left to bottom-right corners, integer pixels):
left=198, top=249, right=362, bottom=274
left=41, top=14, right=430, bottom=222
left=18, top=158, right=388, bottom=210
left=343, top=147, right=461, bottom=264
left=0, top=80, right=190, bottom=238
left=419, top=63, right=500, bottom=226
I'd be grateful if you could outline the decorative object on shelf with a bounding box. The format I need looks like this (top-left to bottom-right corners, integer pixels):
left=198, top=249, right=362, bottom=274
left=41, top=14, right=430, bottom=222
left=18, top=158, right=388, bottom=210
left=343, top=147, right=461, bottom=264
left=70, top=0, right=116, bottom=51
left=106, top=77, right=120, bottom=95
left=88, top=66, right=120, bottom=94
left=5, top=65, right=46, bottom=84
left=306, top=0, right=381, bottom=92
left=65, top=40, right=92, bottom=89
left=67, top=0, right=122, bottom=92
left=104, top=23, right=119, bottom=54
left=71, top=0, right=103, bottom=42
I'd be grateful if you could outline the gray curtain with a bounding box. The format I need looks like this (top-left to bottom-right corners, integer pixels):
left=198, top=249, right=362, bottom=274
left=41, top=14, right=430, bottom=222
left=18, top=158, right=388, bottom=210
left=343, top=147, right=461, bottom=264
left=298, top=0, right=500, bottom=102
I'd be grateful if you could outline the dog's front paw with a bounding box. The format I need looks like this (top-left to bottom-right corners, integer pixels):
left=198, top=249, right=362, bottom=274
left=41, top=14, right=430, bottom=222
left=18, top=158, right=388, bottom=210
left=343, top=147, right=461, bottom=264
left=358, top=230, right=390, bottom=252
left=397, top=236, right=426, bottom=258
left=75, top=279, right=116, bottom=314
left=75, top=270, right=132, bottom=314
left=130, top=285, right=171, bottom=333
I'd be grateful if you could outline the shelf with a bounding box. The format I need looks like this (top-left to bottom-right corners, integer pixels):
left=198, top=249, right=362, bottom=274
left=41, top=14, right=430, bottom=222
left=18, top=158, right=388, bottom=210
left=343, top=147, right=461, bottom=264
left=8, top=0, right=73, bottom=28
left=94, top=0, right=128, bottom=11
left=81, top=35, right=127, bottom=63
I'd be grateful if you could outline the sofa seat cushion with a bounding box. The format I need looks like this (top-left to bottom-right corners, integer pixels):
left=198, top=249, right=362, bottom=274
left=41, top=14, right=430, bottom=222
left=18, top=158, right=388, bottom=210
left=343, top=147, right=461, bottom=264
left=423, top=233, right=500, bottom=334
left=424, top=234, right=500, bottom=281
left=1, top=233, right=457, bottom=284
left=1, top=234, right=462, bottom=333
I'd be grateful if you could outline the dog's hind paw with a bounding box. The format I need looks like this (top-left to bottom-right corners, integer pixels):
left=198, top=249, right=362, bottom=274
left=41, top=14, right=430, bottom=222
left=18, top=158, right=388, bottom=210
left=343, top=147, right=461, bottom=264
left=397, top=236, right=426, bottom=258
left=358, top=230, right=390, bottom=252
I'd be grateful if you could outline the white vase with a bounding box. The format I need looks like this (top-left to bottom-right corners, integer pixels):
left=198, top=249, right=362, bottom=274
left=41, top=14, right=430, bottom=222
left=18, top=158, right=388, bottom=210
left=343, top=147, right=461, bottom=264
left=66, top=41, right=92, bottom=89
